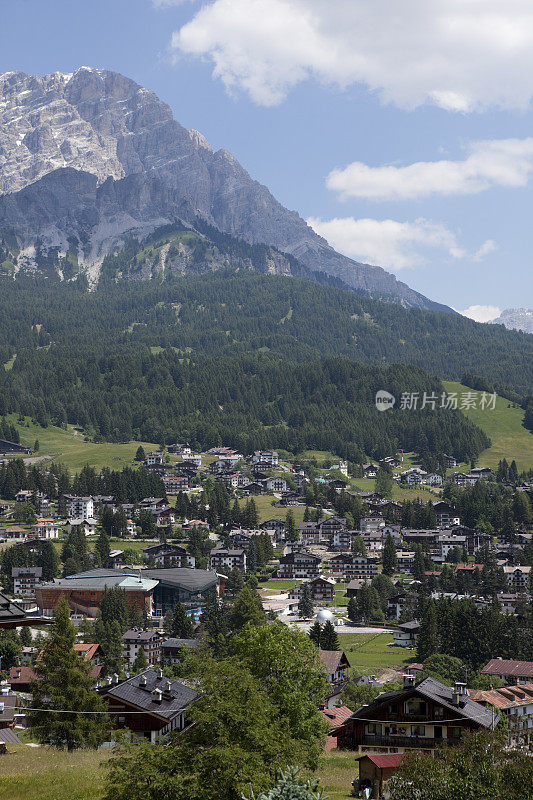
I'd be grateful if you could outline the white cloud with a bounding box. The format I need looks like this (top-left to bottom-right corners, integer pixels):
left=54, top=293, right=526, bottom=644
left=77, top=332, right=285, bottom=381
left=473, top=239, right=497, bottom=261
left=170, top=0, right=533, bottom=110
left=307, top=216, right=493, bottom=272
left=327, top=138, right=533, bottom=201
left=458, top=305, right=501, bottom=323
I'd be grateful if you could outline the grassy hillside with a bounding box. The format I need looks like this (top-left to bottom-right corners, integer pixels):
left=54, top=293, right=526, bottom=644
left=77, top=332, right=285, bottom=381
left=8, top=415, right=157, bottom=474
left=443, top=381, right=533, bottom=472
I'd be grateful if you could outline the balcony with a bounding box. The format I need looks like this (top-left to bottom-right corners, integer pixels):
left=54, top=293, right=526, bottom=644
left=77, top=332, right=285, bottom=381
left=359, top=734, right=461, bottom=749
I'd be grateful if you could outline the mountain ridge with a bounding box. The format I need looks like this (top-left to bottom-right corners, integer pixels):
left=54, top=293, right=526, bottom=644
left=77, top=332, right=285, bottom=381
left=0, top=67, right=447, bottom=310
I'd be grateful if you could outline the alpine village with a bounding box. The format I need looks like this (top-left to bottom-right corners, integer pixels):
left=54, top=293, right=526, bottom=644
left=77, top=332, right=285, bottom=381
left=0, top=19, right=533, bottom=800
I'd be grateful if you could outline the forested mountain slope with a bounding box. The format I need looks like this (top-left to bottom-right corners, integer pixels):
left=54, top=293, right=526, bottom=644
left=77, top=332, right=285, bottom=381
left=0, top=271, right=530, bottom=462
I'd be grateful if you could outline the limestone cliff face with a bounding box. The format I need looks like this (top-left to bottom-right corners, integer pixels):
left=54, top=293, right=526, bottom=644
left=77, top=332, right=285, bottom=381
left=0, top=67, right=446, bottom=309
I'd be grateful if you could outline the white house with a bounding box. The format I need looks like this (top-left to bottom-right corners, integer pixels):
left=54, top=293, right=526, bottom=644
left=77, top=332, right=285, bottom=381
left=64, top=496, right=94, bottom=520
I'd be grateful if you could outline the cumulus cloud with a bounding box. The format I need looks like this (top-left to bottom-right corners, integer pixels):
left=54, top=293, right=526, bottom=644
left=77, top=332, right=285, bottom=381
left=327, top=139, right=533, bottom=201
left=170, top=0, right=533, bottom=110
left=307, top=216, right=493, bottom=272
left=458, top=305, right=501, bottom=323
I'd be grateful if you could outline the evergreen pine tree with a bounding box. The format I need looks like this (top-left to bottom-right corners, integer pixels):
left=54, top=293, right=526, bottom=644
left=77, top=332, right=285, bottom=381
left=28, top=598, right=110, bottom=750
left=298, top=582, right=314, bottom=619
left=320, top=620, right=340, bottom=651
left=417, top=602, right=439, bottom=661
left=95, top=530, right=111, bottom=569
left=285, top=510, right=298, bottom=542
left=382, top=533, right=398, bottom=576
left=347, top=596, right=358, bottom=622
left=172, top=601, right=194, bottom=639
left=308, top=621, right=322, bottom=647
left=132, top=646, right=149, bottom=673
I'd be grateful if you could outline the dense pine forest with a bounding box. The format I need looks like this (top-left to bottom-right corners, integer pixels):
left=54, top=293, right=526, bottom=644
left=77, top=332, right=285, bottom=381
left=0, top=269, right=530, bottom=458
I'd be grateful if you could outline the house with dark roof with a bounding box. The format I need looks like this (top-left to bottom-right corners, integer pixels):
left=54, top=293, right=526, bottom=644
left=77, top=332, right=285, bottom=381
left=0, top=592, right=52, bottom=630
left=333, top=675, right=498, bottom=754
left=161, top=638, right=200, bottom=665
left=142, top=542, right=195, bottom=569
left=101, top=668, right=200, bottom=742
left=320, top=650, right=350, bottom=708
left=122, top=630, right=161, bottom=667
left=278, top=551, right=321, bottom=579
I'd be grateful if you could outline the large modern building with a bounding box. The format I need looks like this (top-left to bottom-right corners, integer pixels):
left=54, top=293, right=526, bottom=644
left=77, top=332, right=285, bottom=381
left=34, top=567, right=219, bottom=619
left=35, top=569, right=158, bottom=617
left=140, top=568, right=219, bottom=618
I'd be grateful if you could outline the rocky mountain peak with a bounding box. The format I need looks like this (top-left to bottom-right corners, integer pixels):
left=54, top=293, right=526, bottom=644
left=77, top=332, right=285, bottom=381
left=0, top=67, right=447, bottom=310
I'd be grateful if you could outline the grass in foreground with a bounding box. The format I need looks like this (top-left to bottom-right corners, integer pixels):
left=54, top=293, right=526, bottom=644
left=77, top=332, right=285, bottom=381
left=443, top=381, right=533, bottom=473
left=0, top=744, right=356, bottom=800
left=0, top=744, right=108, bottom=800
left=338, top=631, right=412, bottom=675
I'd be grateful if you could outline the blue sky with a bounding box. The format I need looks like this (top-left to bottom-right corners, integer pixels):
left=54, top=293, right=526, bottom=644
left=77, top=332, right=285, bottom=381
left=1, top=0, right=533, bottom=315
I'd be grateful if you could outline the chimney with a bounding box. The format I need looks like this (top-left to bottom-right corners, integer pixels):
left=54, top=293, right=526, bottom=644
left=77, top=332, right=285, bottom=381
left=157, top=669, right=163, bottom=680
left=452, top=682, right=467, bottom=705
left=139, top=674, right=147, bottom=687
left=163, top=679, right=171, bottom=693
left=152, top=688, right=162, bottom=704
left=113, top=673, right=119, bottom=684
left=403, top=673, right=416, bottom=689
left=0, top=702, right=4, bottom=713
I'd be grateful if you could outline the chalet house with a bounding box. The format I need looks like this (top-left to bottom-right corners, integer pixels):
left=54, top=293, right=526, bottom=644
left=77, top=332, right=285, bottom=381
left=101, top=668, right=200, bottom=742
left=179, top=460, right=200, bottom=474
left=278, top=551, right=321, bottom=579
left=470, top=683, right=533, bottom=749
left=331, top=529, right=354, bottom=550
left=265, top=476, right=288, bottom=493
left=2, top=527, right=27, bottom=541
left=168, top=443, right=191, bottom=456
left=345, top=578, right=371, bottom=598
left=220, top=473, right=251, bottom=489
left=163, top=475, right=189, bottom=493
left=470, top=467, right=492, bottom=480
left=329, top=554, right=378, bottom=579
left=252, top=450, right=279, bottom=466
left=109, top=550, right=124, bottom=569
left=12, top=566, right=42, bottom=596
left=143, top=543, right=195, bottom=569
left=393, top=621, right=420, bottom=647
left=288, top=576, right=335, bottom=601
left=443, top=454, right=457, bottom=468
left=122, top=629, right=161, bottom=667
left=434, top=534, right=467, bottom=562
left=319, top=516, right=347, bottom=537
left=298, top=522, right=322, bottom=545
left=452, top=472, right=479, bottom=487
left=359, top=517, right=385, bottom=534
left=145, top=452, right=164, bottom=467
left=64, top=495, right=94, bottom=520
left=140, top=498, right=169, bottom=514
left=161, top=638, right=200, bottom=665
left=185, top=454, right=202, bottom=467
left=29, top=518, right=60, bottom=540
left=15, top=489, right=33, bottom=503
left=381, top=456, right=401, bottom=469
left=320, top=649, right=350, bottom=708
left=504, top=565, right=531, bottom=591
left=387, top=594, right=407, bottom=620
left=242, top=481, right=264, bottom=495
left=481, top=659, right=533, bottom=684
left=424, top=473, right=443, bottom=486
left=400, top=468, right=427, bottom=485
left=363, top=463, right=379, bottom=478
left=396, top=551, right=415, bottom=570
left=67, top=517, right=98, bottom=536
left=432, top=501, right=461, bottom=527
left=260, top=518, right=286, bottom=538
left=333, top=676, right=497, bottom=754
left=209, top=547, right=247, bottom=573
